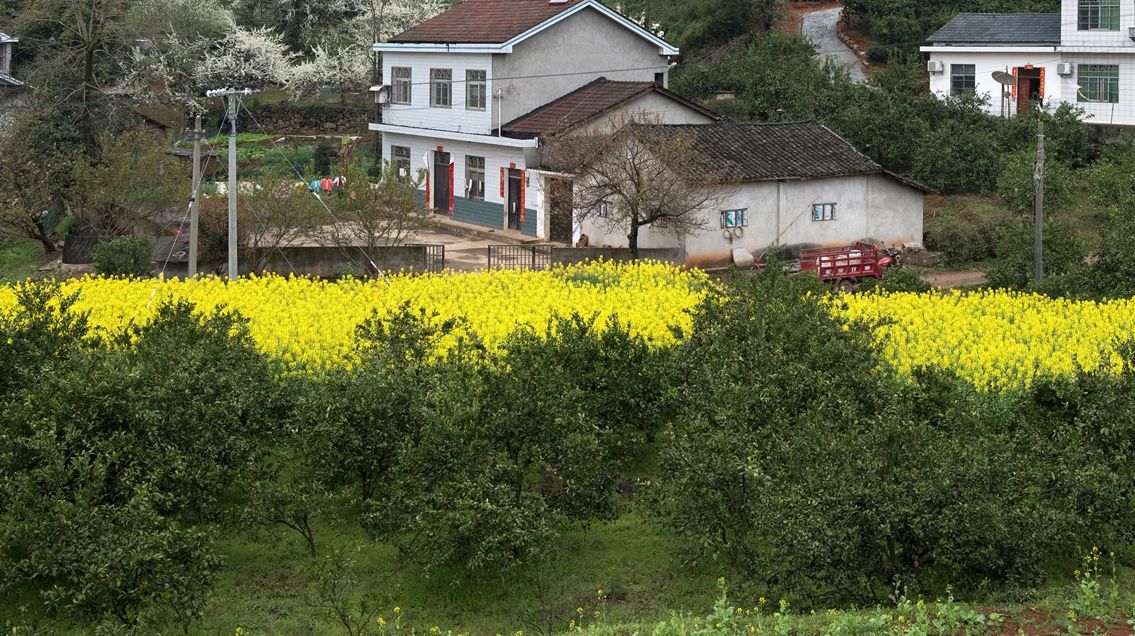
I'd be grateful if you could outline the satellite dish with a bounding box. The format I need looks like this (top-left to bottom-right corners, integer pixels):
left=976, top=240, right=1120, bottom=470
left=992, top=71, right=1017, bottom=86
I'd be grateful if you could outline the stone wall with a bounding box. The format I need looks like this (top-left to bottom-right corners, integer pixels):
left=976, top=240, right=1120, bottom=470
left=245, top=103, right=371, bottom=135
left=550, top=247, right=683, bottom=266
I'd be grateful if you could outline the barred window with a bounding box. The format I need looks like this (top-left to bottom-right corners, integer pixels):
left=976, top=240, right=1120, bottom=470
left=391, top=67, right=411, bottom=105
left=950, top=64, right=976, bottom=96
left=391, top=145, right=411, bottom=179
left=465, top=156, right=485, bottom=200
left=1079, top=0, right=1120, bottom=30
left=721, top=209, right=748, bottom=229
left=595, top=201, right=613, bottom=218
left=430, top=68, right=452, bottom=108
left=466, top=70, right=487, bottom=111
left=1078, top=65, right=1119, bottom=103
left=813, top=203, right=837, bottom=222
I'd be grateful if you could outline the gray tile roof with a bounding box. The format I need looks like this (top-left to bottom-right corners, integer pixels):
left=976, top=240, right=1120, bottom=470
left=926, top=13, right=1061, bottom=46
left=638, top=121, right=880, bottom=183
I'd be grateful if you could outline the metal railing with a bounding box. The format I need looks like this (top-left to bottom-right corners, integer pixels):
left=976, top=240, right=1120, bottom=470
left=487, top=244, right=552, bottom=270
left=406, top=243, right=446, bottom=273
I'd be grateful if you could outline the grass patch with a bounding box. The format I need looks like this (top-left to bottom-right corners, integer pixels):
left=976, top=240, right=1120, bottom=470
left=0, top=239, right=50, bottom=283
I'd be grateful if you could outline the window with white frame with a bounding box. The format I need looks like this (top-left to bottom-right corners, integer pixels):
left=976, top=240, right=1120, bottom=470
left=1078, top=64, right=1119, bottom=103
left=391, top=145, right=411, bottom=179
left=812, top=203, right=836, bottom=222
left=721, top=209, right=748, bottom=228
left=466, top=70, right=487, bottom=111
left=391, top=67, right=411, bottom=105
left=465, top=156, right=485, bottom=200
left=950, top=64, right=976, bottom=96
left=430, top=69, right=452, bottom=108
left=1079, top=0, right=1120, bottom=30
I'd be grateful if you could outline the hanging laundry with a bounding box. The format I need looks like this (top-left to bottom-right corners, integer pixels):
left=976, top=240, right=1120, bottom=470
left=333, top=176, right=347, bottom=189
left=320, top=178, right=334, bottom=192
left=309, top=179, right=321, bottom=193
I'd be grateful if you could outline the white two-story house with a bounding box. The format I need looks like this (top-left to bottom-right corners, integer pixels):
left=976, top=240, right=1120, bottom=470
left=371, top=0, right=718, bottom=241
left=922, top=0, right=1135, bottom=129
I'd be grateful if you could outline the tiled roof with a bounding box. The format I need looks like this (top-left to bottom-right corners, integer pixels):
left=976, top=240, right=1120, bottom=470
left=0, top=32, right=16, bottom=43
left=390, top=0, right=586, bottom=44
left=926, top=13, right=1061, bottom=46
left=501, top=78, right=717, bottom=138
left=638, top=121, right=930, bottom=189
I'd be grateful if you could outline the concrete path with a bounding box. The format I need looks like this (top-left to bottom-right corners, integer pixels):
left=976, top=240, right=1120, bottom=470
left=801, top=7, right=867, bottom=84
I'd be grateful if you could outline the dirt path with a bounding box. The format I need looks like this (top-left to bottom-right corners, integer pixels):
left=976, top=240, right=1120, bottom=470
left=801, top=7, right=868, bottom=83
left=921, top=270, right=988, bottom=288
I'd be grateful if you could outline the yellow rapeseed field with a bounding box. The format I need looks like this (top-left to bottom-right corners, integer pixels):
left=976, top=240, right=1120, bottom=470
left=837, top=289, right=1135, bottom=391
left=0, top=262, right=709, bottom=372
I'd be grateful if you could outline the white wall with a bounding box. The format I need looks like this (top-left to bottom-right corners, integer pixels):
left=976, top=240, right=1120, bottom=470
left=381, top=132, right=540, bottom=227
left=491, top=7, right=671, bottom=125
left=578, top=175, right=924, bottom=268
left=383, top=52, right=494, bottom=134
left=926, top=50, right=1063, bottom=117
left=1059, top=55, right=1135, bottom=125
left=1060, top=0, right=1135, bottom=48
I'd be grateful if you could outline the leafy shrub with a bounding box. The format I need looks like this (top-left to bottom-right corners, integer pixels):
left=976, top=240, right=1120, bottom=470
left=92, top=235, right=152, bottom=277
left=996, top=150, right=1075, bottom=216
left=360, top=309, right=618, bottom=574
left=656, top=267, right=1135, bottom=605
left=857, top=267, right=932, bottom=293
left=987, top=219, right=1086, bottom=290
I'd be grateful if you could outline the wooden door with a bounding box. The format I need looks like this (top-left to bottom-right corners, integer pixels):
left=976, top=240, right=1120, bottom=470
left=433, top=152, right=450, bottom=214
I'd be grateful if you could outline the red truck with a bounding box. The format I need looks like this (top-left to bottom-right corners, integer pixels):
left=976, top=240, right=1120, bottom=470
left=796, top=242, right=899, bottom=290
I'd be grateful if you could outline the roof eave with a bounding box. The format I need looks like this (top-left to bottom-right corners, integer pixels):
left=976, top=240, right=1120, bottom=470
left=378, top=0, right=679, bottom=56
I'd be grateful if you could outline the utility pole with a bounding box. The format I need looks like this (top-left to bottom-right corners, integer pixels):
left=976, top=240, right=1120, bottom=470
left=188, top=114, right=203, bottom=277
left=1034, top=119, right=1045, bottom=284
left=206, top=88, right=251, bottom=280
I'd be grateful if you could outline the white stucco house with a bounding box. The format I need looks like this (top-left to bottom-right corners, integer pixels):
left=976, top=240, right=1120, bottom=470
left=922, top=0, right=1135, bottom=128
left=371, top=0, right=717, bottom=241
left=577, top=121, right=930, bottom=269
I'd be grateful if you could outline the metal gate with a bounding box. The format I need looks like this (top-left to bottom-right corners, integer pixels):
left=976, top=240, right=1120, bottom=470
left=406, top=243, right=446, bottom=273
left=487, top=244, right=552, bottom=270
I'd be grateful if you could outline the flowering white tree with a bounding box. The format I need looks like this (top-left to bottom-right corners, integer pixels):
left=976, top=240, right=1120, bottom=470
left=196, top=25, right=296, bottom=93
left=287, top=44, right=368, bottom=100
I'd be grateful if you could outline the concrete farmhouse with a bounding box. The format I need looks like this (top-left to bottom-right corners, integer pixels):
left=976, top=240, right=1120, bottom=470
left=922, top=0, right=1135, bottom=130
left=374, top=0, right=927, bottom=264
left=576, top=121, right=929, bottom=269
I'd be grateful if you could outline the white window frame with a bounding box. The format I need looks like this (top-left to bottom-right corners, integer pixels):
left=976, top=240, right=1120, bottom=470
left=430, top=68, right=452, bottom=108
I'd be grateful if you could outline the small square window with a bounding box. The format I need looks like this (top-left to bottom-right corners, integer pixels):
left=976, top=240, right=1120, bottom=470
left=1078, top=64, right=1119, bottom=103
left=950, top=64, right=976, bottom=96
left=813, top=203, right=836, bottom=222
left=594, top=201, right=613, bottom=218
left=721, top=209, right=748, bottom=229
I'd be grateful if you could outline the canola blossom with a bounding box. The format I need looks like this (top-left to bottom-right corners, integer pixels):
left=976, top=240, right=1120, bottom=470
left=0, top=262, right=709, bottom=372
left=836, top=289, right=1135, bottom=391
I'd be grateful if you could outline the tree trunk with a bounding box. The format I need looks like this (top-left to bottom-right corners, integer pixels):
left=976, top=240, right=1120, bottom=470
left=36, top=224, right=57, bottom=253
left=628, top=222, right=641, bottom=260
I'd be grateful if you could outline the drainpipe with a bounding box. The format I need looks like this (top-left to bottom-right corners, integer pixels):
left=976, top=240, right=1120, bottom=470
left=496, top=88, right=503, bottom=137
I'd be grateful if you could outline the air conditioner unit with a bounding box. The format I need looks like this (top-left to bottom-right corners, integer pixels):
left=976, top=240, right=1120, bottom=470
left=927, top=60, right=945, bottom=74
left=1057, top=62, right=1074, bottom=76
left=1129, top=25, right=1135, bottom=40
left=369, top=84, right=391, bottom=105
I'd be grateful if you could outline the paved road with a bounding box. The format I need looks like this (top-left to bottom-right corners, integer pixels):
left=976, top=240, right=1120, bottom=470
left=801, top=7, right=867, bottom=84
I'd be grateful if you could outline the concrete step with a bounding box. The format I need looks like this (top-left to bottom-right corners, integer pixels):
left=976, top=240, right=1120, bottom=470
left=433, top=216, right=544, bottom=244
